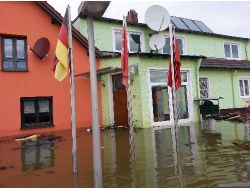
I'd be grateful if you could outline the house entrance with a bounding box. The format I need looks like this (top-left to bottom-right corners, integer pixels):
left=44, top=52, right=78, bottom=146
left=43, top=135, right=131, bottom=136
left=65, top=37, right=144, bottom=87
left=112, top=74, right=128, bottom=126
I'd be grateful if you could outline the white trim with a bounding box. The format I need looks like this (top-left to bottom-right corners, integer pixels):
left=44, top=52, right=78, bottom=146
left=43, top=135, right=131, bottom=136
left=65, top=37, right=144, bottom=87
left=108, top=74, right=115, bottom=125
left=199, top=76, right=210, bottom=98
left=161, top=35, right=187, bottom=55
left=112, top=28, right=145, bottom=53
left=147, top=67, right=194, bottom=126
left=223, top=42, right=241, bottom=60
left=238, top=77, right=250, bottom=99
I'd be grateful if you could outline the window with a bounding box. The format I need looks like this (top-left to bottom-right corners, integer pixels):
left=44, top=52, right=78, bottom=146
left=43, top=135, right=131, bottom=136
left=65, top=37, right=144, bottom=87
left=150, top=70, right=190, bottom=122
left=113, top=29, right=143, bottom=52
left=224, top=42, right=239, bottom=59
left=20, top=97, right=53, bottom=129
left=199, top=77, right=210, bottom=98
left=163, top=37, right=185, bottom=55
left=1, top=36, right=27, bottom=71
left=239, top=78, right=250, bottom=98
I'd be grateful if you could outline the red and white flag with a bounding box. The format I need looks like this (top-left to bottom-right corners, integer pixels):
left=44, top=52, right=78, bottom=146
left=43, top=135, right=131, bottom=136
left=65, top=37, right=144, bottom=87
left=121, top=17, right=129, bottom=88
left=168, top=30, right=182, bottom=90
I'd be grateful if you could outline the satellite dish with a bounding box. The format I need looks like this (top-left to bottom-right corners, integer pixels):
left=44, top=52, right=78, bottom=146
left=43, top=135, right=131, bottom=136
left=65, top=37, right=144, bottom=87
left=145, top=5, right=170, bottom=31
left=31, top=37, right=50, bottom=60
left=149, top=34, right=166, bottom=50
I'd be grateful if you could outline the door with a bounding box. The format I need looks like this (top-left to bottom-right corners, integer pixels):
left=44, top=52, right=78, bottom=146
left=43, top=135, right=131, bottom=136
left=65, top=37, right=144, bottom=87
left=112, top=74, right=128, bottom=126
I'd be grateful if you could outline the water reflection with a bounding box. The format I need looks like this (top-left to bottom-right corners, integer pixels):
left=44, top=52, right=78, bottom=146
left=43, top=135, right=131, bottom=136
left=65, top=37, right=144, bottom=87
left=21, top=140, right=54, bottom=172
left=1, top=121, right=250, bottom=187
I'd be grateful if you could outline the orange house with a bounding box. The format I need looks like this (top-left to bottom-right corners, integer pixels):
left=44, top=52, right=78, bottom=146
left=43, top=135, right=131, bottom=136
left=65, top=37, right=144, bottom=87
left=0, top=2, right=102, bottom=137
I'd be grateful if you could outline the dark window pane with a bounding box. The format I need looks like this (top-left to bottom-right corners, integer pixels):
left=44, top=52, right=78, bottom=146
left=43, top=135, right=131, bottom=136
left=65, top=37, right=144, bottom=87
left=115, top=32, right=122, bottom=51
left=24, top=101, right=36, bottom=124
left=112, top=74, right=124, bottom=90
left=244, top=80, right=249, bottom=96
left=150, top=70, right=167, bottom=83
left=16, top=61, right=27, bottom=70
left=3, top=60, right=14, bottom=70
left=239, top=80, right=244, bottom=96
left=38, top=100, right=50, bottom=123
left=152, top=86, right=170, bottom=122
left=177, top=86, right=189, bottom=119
left=177, top=39, right=183, bottom=55
left=4, top=38, right=13, bottom=58
left=181, top=72, right=187, bottom=82
left=129, top=34, right=140, bottom=52
left=16, top=40, right=25, bottom=59
left=232, top=44, right=239, bottom=58
left=163, top=38, right=170, bottom=54
left=224, top=44, right=231, bottom=58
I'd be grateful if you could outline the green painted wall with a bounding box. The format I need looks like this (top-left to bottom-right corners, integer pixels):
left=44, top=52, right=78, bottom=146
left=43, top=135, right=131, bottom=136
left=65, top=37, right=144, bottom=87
left=199, top=69, right=249, bottom=109
left=100, top=56, right=200, bottom=128
left=77, top=18, right=250, bottom=60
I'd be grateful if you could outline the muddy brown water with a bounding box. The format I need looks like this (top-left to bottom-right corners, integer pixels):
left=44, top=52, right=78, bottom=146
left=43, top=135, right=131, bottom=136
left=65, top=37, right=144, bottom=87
left=0, top=120, right=250, bottom=188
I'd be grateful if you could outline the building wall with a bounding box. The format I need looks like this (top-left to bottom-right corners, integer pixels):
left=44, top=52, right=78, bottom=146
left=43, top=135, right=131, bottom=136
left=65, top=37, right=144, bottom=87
left=77, top=19, right=250, bottom=60
left=200, top=69, right=250, bottom=109
left=0, top=2, right=102, bottom=137
left=100, top=56, right=200, bottom=128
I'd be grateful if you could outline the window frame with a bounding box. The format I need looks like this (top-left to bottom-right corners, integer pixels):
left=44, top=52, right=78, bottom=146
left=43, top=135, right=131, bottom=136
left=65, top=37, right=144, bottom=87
left=223, top=42, right=240, bottom=60
left=112, top=28, right=145, bottom=53
left=199, top=77, right=210, bottom=99
left=20, top=96, right=53, bottom=129
left=162, top=35, right=186, bottom=55
left=239, top=78, right=250, bottom=99
left=1, top=35, right=28, bottom=72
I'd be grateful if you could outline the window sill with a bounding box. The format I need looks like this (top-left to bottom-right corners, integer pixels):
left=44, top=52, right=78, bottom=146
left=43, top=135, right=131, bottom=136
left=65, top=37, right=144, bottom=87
left=21, top=123, right=54, bottom=130
left=1, top=69, right=29, bottom=72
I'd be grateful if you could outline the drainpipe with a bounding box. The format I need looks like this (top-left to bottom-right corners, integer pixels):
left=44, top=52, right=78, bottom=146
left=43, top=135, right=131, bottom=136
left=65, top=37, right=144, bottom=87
left=196, top=58, right=202, bottom=122
left=231, top=70, right=238, bottom=108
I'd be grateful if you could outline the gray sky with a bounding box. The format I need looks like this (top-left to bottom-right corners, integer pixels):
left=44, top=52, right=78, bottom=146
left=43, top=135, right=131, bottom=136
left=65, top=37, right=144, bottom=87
left=47, top=0, right=250, bottom=38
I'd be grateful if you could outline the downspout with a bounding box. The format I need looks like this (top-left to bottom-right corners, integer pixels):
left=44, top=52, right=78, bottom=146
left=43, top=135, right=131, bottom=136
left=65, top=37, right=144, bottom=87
left=231, top=70, right=238, bottom=108
left=196, top=58, right=202, bottom=122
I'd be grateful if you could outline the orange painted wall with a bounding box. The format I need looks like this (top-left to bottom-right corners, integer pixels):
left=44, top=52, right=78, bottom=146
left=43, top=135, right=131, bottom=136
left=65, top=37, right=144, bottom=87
left=0, top=2, right=102, bottom=137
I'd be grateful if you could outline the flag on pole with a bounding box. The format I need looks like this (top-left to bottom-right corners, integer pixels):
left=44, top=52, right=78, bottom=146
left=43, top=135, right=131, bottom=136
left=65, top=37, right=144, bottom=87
left=168, top=30, right=182, bottom=90
left=53, top=7, right=69, bottom=81
left=121, top=17, right=129, bottom=88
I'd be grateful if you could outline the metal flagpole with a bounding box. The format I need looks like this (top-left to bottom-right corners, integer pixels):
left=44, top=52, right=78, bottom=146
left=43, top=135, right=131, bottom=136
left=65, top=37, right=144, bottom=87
left=169, top=23, right=178, bottom=129
left=67, top=5, right=78, bottom=174
left=87, top=15, right=103, bottom=188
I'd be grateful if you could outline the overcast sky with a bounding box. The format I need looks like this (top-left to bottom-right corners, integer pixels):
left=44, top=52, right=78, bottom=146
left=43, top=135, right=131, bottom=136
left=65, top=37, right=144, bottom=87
left=47, top=0, right=250, bottom=38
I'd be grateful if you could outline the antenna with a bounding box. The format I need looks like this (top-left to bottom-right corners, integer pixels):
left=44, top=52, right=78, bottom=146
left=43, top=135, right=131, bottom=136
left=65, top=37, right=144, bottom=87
left=145, top=5, right=170, bottom=32
left=149, top=34, right=165, bottom=51
left=30, top=37, right=50, bottom=60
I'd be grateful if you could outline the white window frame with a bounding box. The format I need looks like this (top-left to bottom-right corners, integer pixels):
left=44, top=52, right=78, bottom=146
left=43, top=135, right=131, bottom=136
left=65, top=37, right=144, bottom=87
left=112, top=28, right=145, bottom=53
left=161, top=35, right=187, bottom=55
left=199, top=77, right=210, bottom=98
left=223, top=42, right=240, bottom=60
left=147, top=68, right=194, bottom=126
left=239, top=77, right=250, bottom=99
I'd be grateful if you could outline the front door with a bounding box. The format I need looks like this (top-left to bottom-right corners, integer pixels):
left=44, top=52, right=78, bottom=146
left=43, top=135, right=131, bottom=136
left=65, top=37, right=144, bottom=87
left=112, top=74, right=128, bottom=126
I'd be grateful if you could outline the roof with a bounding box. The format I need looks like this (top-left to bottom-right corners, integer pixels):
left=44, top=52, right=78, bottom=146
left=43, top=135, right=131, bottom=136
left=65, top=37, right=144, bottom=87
left=36, top=1, right=102, bottom=57
left=201, top=58, right=250, bottom=70
left=101, top=51, right=206, bottom=59
left=85, top=16, right=249, bottom=41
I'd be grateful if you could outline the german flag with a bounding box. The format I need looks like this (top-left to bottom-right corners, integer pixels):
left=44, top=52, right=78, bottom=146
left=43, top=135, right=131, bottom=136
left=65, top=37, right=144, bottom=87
left=53, top=7, right=69, bottom=81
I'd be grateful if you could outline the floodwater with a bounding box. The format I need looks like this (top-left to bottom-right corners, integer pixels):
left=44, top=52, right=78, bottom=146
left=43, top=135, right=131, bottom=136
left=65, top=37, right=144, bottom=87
left=1, top=120, right=250, bottom=188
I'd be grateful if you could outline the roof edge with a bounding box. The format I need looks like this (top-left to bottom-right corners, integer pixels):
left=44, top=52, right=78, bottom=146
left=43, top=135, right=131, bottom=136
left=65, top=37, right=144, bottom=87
left=36, top=1, right=102, bottom=58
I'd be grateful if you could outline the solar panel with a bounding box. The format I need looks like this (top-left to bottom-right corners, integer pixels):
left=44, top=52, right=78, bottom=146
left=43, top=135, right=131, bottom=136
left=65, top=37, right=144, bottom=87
left=181, top=18, right=202, bottom=32
left=171, top=17, right=189, bottom=30
left=193, top=20, right=213, bottom=33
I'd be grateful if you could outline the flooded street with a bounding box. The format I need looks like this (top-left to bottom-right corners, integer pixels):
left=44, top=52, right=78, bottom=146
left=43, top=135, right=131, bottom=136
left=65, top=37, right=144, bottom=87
left=1, top=120, right=250, bottom=187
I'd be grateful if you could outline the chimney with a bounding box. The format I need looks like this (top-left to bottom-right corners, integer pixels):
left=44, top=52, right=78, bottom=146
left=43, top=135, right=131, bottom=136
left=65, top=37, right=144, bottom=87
left=126, top=9, right=138, bottom=24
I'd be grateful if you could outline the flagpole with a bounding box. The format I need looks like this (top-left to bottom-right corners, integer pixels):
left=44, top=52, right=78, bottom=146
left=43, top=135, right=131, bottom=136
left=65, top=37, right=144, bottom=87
left=87, top=15, right=103, bottom=188
left=169, top=23, right=178, bottom=129
left=67, top=5, right=78, bottom=174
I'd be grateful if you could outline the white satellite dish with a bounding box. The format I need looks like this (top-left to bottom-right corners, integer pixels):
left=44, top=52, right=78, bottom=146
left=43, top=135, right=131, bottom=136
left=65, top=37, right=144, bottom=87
left=149, top=34, right=166, bottom=50
left=145, top=5, right=170, bottom=32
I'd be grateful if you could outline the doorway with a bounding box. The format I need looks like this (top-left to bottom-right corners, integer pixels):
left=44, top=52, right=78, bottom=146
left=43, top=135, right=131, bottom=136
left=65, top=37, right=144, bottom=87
left=112, top=74, right=128, bottom=126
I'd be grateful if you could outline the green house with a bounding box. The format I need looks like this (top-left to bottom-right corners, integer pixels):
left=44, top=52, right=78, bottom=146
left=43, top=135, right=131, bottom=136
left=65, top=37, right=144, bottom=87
left=74, top=10, right=250, bottom=128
